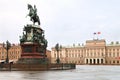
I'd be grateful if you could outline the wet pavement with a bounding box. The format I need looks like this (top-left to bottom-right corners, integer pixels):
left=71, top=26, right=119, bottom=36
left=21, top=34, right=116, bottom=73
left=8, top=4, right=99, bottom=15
left=0, top=65, right=120, bottom=80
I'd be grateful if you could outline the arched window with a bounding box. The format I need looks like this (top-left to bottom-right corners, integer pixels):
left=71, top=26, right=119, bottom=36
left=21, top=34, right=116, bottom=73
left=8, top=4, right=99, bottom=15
left=90, top=59, right=92, bottom=64
left=97, top=59, right=99, bottom=64
left=101, top=59, right=103, bottom=64
left=86, top=59, right=88, bottom=64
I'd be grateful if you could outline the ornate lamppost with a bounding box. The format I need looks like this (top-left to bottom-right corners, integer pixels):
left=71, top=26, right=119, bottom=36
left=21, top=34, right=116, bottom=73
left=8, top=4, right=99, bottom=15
left=3, top=40, right=11, bottom=64
left=55, top=43, right=62, bottom=64
left=80, top=55, right=83, bottom=64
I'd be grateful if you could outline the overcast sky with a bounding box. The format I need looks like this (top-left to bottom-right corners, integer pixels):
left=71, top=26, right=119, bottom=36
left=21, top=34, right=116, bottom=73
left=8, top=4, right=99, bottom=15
left=1, top=0, right=120, bottom=49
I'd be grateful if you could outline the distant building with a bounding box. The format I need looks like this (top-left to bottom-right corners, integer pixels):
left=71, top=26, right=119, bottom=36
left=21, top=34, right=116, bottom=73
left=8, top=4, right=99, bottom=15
left=0, top=44, right=21, bottom=63
left=46, top=50, right=51, bottom=63
left=51, top=39, right=120, bottom=65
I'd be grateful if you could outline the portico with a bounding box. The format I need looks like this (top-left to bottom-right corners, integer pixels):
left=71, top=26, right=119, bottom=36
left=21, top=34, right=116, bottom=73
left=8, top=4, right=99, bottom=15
left=85, top=58, right=105, bottom=64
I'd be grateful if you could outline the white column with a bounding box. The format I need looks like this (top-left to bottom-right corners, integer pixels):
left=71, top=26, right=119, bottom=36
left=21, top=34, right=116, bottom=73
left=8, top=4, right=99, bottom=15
left=93, top=53, right=94, bottom=57
left=99, top=58, right=101, bottom=64
left=115, top=53, right=117, bottom=57
left=100, top=52, right=101, bottom=57
left=111, top=53, right=113, bottom=57
left=85, top=58, right=86, bottom=64
left=95, top=58, right=98, bottom=64
left=92, top=58, right=94, bottom=64
left=103, top=59, right=105, bottom=64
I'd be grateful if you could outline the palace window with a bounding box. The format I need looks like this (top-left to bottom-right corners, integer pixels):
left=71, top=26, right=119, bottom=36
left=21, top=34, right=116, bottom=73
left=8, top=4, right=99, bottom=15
left=109, top=49, right=111, bottom=52
left=117, top=52, right=119, bottom=56
left=117, top=49, right=119, bottom=52
left=113, top=52, right=115, bottom=57
left=66, top=53, right=68, bottom=57
left=78, top=54, right=80, bottom=57
left=113, top=49, right=115, bottom=52
left=113, top=61, right=115, bottom=64
left=54, top=53, right=56, bottom=57
left=69, top=53, right=71, bottom=57
left=94, top=52, right=96, bottom=57
left=117, top=61, right=119, bottom=64
left=72, top=54, right=74, bottom=57
left=109, top=53, right=111, bottom=57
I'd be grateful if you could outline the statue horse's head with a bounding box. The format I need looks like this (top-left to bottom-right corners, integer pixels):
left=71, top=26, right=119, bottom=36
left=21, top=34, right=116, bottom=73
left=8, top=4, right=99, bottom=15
left=27, top=4, right=34, bottom=16
left=28, top=4, right=32, bottom=10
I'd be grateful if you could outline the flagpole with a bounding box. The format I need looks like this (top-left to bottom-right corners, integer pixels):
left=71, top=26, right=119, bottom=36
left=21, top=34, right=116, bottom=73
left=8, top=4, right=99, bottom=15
left=97, top=33, right=98, bottom=40
left=97, top=32, right=101, bottom=40
left=93, top=32, right=96, bottom=40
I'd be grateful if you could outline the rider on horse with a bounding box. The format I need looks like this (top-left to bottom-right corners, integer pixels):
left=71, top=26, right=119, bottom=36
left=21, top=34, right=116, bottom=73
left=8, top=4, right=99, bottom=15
left=27, top=4, right=40, bottom=25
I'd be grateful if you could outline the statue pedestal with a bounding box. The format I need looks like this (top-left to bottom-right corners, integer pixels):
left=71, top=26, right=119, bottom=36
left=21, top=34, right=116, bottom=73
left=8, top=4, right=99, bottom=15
left=21, top=43, right=45, bottom=58
left=18, top=24, right=48, bottom=64
left=18, top=42, right=47, bottom=64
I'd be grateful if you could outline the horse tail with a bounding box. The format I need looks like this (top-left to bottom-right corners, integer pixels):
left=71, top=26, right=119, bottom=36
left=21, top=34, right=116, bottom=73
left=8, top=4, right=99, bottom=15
left=37, top=16, right=41, bottom=25
left=38, top=20, right=40, bottom=25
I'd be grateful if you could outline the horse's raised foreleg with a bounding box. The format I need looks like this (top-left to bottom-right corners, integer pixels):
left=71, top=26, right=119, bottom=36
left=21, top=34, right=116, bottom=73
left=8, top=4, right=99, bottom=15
left=38, top=20, right=40, bottom=25
left=37, top=16, right=40, bottom=25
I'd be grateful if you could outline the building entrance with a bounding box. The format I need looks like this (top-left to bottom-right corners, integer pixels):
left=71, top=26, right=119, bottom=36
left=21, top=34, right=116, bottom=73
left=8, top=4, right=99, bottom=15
left=85, top=58, right=105, bottom=65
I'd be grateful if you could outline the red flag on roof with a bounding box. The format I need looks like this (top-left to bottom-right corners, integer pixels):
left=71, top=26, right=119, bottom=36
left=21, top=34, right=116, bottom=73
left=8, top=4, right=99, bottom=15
left=98, top=32, right=101, bottom=34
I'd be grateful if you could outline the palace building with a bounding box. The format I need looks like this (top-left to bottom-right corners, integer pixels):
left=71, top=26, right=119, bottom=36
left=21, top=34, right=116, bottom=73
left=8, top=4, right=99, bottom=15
left=51, top=39, right=120, bottom=65
left=0, top=44, right=21, bottom=63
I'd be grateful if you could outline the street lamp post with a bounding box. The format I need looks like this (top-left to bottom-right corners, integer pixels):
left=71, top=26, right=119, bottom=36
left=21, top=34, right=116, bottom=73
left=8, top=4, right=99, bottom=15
left=55, top=43, right=62, bottom=64
left=3, top=40, right=11, bottom=64
left=80, top=55, right=83, bottom=64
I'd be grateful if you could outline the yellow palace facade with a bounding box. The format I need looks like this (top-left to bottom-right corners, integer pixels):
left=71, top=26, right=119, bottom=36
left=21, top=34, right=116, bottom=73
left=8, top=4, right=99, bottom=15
left=0, top=44, right=21, bottom=63
left=51, top=39, right=120, bottom=65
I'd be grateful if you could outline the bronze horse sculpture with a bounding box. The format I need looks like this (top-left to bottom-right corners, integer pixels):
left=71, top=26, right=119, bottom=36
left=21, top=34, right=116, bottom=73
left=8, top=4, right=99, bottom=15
left=27, top=4, right=40, bottom=25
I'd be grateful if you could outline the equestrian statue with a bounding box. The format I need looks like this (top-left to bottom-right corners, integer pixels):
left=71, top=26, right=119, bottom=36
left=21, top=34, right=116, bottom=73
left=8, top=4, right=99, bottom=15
left=27, top=4, right=40, bottom=25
